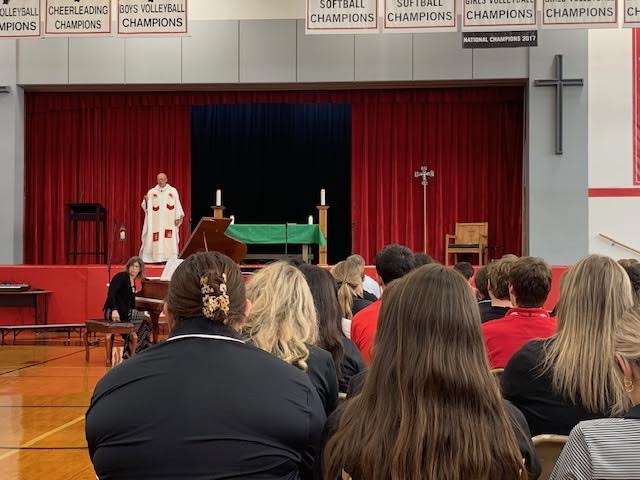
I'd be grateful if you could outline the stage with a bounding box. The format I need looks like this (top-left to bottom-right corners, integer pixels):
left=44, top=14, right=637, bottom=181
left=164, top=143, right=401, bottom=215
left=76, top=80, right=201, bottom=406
left=0, top=264, right=567, bottom=325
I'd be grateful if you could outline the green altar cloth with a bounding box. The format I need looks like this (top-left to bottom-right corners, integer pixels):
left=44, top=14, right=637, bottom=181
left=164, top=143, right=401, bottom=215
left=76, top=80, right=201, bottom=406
left=226, top=224, right=326, bottom=246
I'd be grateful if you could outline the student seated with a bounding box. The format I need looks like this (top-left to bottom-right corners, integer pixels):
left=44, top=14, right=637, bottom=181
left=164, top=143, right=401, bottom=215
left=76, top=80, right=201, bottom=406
left=619, top=259, right=640, bottom=305
left=482, top=256, right=555, bottom=369
left=551, top=305, right=640, bottom=479
left=86, top=252, right=325, bottom=480
left=481, top=257, right=516, bottom=323
left=332, top=260, right=372, bottom=320
left=245, top=261, right=339, bottom=415
left=347, top=254, right=380, bottom=300
left=323, top=264, right=540, bottom=480
left=475, top=265, right=491, bottom=311
left=299, top=264, right=366, bottom=394
left=502, top=255, right=634, bottom=436
left=350, top=244, right=415, bottom=365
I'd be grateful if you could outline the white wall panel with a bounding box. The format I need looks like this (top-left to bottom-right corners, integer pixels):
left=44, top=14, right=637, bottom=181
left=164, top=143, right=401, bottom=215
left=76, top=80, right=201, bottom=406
left=125, top=37, right=182, bottom=84
left=182, top=20, right=239, bottom=84
left=413, top=32, right=472, bottom=80
left=296, top=20, right=354, bottom=83
left=355, top=33, right=412, bottom=81
left=17, top=38, right=68, bottom=85
left=473, top=47, right=528, bottom=79
left=239, top=20, right=296, bottom=83
left=69, top=35, right=125, bottom=84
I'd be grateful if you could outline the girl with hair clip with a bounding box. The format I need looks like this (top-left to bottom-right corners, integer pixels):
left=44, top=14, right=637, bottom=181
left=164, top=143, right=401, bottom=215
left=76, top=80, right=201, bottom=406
left=244, top=261, right=339, bottom=415
left=323, top=264, right=540, bottom=480
left=87, top=252, right=325, bottom=480
left=502, top=254, right=634, bottom=436
left=551, top=305, right=640, bottom=479
left=331, top=260, right=372, bottom=325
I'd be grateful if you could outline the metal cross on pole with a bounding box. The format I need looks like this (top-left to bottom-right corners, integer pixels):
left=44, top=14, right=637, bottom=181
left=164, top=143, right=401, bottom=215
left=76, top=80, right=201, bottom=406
left=414, top=165, right=435, bottom=254
left=534, top=54, right=584, bottom=155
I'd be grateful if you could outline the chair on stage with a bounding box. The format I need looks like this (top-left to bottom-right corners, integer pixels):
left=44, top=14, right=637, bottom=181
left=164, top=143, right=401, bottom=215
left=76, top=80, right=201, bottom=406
left=445, top=222, right=488, bottom=266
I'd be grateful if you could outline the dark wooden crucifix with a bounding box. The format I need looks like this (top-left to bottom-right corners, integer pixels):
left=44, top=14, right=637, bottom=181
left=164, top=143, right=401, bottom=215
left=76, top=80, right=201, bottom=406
left=534, top=54, right=584, bottom=155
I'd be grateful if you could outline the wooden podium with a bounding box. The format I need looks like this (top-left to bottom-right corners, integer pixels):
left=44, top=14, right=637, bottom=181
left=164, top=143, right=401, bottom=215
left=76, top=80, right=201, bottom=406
left=65, top=203, right=107, bottom=264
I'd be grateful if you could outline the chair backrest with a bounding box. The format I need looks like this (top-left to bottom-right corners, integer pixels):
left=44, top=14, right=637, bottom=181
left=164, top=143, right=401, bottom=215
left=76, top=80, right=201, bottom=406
left=454, top=223, right=488, bottom=245
left=532, top=434, right=569, bottom=480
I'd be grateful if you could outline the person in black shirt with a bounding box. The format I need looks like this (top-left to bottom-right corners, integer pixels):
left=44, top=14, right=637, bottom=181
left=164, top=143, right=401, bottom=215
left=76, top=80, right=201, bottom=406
left=332, top=260, right=372, bottom=319
left=481, top=257, right=516, bottom=323
left=299, top=265, right=366, bottom=393
left=324, top=264, right=540, bottom=480
left=102, top=256, right=150, bottom=356
left=86, top=252, right=325, bottom=480
left=502, top=254, right=634, bottom=436
left=244, top=261, right=339, bottom=416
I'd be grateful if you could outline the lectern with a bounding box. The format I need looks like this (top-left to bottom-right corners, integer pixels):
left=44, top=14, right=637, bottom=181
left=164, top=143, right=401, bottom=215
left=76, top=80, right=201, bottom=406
left=65, top=203, right=107, bottom=264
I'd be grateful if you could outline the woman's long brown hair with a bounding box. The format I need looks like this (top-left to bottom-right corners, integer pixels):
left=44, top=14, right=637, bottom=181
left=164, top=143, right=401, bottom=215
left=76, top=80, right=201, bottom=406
left=323, top=264, right=526, bottom=480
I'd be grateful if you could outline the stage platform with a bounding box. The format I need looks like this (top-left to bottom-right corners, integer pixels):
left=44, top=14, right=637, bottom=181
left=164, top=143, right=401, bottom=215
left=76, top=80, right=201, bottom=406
left=0, top=264, right=568, bottom=326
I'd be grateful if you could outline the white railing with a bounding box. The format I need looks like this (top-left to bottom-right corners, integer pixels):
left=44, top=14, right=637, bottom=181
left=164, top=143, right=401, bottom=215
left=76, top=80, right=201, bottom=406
left=598, top=234, right=640, bottom=257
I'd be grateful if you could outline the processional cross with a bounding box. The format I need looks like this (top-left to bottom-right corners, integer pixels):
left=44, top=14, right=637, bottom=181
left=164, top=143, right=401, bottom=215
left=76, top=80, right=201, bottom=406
left=414, top=165, right=435, bottom=254
left=534, top=54, right=584, bottom=155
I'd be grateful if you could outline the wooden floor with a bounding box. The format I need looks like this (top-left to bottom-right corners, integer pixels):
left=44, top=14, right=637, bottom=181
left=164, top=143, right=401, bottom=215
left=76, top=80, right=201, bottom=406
left=0, top=338, right=110, bottom=479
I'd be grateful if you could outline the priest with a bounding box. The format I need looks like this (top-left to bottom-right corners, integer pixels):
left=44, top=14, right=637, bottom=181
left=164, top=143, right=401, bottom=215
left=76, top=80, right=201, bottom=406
left=140, top=173, right=184, bottom=263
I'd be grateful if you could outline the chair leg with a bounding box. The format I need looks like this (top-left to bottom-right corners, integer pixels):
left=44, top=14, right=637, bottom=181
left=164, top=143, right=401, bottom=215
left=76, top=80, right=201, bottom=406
left=105, top=333, right=114, bottom=367
left=130, top=333, right=138, bottom=358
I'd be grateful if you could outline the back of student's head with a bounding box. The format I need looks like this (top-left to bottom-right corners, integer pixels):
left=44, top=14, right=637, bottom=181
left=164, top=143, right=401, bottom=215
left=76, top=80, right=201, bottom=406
left=414, top=252, right=434, bottom=267
left=543, top=254, right=633, bottom=414
left=323, top=264, right=525, bottom=480
left=374, top=244, right=415, bottom=285
left=487, top=257, right=516, bottom=300
left=331, top=260, right=363, bottom=319
left=166, top=251, right=245, bottom=328
left=299, top=264, right=344, bottom=379
left=619, top=261, right=640, bottom=305
left=244, top=261, right=318, bottom=371
left=454, top=261, right=474, bottom=281
left=347, top=254, right=366, bottom=268
left=475, top=265, right=490, bottom=300
left=612, top=305, right=640, bottom=415
left=508, top=256, right=552, bottom=308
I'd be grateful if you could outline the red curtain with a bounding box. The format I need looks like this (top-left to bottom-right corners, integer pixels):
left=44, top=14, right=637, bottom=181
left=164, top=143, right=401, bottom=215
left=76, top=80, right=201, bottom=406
left=351, top=88, right=524, bottom=263
left=25, top=96, right=191, bottom=264
left=25, top=88, right=523, bottom=264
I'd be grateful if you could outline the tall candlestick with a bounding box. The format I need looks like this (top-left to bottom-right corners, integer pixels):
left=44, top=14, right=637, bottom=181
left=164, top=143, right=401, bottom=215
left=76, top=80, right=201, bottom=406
left=216, top=189, right=222, bottom=207
left=308, top=215, right=313, bottom=225
left=320, top=189, right=326, bottom=206
left=230, top=215, right=235, bottom=225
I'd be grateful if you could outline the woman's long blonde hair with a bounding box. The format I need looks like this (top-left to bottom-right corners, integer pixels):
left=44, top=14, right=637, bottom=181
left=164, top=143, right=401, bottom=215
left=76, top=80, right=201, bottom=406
left=612, top=306, right=640, bottom=415
left=542, top=254, right=633, bottom=414
left=244, top=262, right=318, bottom=371
left=324, top=264, right=525, bottom=480
left=331, top=260, right=364, bottom=319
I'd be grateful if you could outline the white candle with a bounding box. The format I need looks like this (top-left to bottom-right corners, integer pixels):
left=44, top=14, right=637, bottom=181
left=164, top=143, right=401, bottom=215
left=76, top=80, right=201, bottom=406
left=320, top=189, right=326, bottom=206
left=308, top=215, right=313, bottom=225
left=215, top=189, right=222, bottom=206
left=230, top=215, right=235, bottom=225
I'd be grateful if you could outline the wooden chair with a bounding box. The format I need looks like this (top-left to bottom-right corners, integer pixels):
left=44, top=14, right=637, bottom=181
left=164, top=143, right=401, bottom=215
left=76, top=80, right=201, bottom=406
left=85, top=319, right=137, bottom=367
left=532, top=434, right=569, bottom=480
left=445, top=222, right=488, bottom=266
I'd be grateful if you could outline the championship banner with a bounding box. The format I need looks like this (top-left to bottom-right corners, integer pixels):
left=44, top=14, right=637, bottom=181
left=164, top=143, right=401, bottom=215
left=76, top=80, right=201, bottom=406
left=117, top=0, right=187, bottom=35
left=45, top=0, right=111, bottom=36
left=542, top=0, right=617, bottom=28
left=306, top=0, right=378, bottom=34
left=383, top=0, right=456, bottom=32
left=0, top=0, right=40, bottom=38
left=462, top=0, right=537, bottom=31
left=624, top=0, right=640, bottom=26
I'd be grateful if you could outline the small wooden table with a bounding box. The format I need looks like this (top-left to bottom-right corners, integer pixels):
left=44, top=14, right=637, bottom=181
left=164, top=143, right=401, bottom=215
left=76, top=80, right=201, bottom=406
left=0, top=289, right=52, bottom=325
left=85, top=320, right=137, bottom=367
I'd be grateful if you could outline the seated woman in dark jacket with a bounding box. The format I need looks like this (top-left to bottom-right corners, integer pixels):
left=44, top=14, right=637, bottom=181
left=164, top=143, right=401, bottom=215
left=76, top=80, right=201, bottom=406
left=502, top=255, right=633, bottom=436
left=87, top=252, right=325, bottom=479
left=102, top=256, right=150, bottom=357
left=299, top=264, right=366, bottom=393
left=324, top=264, right=540, bottom=480
left=244, top=261, right=339, bottom=416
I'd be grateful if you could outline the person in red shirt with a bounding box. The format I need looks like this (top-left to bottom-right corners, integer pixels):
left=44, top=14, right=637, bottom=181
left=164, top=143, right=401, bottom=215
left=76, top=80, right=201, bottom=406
left=351, top=244, right=415, bottom=365
left=482, top=256, right=555, bottom=369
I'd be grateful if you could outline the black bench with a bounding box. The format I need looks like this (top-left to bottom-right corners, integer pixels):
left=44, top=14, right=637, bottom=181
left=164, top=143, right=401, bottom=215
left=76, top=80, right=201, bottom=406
left=0, top=324, right=86, bottom=345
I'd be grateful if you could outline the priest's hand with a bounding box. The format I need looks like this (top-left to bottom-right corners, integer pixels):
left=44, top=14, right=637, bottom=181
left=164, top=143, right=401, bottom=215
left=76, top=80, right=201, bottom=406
left=175, top=218, right=182, bottom=227
left=111, top=310, right=120, bottom=322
